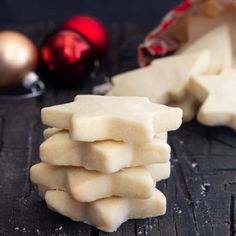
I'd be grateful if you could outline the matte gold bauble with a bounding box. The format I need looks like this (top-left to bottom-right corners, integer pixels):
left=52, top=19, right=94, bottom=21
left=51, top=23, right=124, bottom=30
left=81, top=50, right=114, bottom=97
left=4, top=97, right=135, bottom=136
left=0, top=31, right=38, bottom=87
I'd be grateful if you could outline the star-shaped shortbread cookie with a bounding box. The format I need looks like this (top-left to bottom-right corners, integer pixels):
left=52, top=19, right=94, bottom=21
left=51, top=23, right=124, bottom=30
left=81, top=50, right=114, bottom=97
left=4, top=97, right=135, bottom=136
left=108, top=51, right=210, bottom=103
left=178, top=24, right=233, bottom=74
left=44, top=189, right=166, bottom=232
left=30, top=162, right=170, bottom=202
left=188, top=72, right=236, bottom=129
left=41, top=95, right=182, bottom=143
left=40, top=129, right=170, bottom=173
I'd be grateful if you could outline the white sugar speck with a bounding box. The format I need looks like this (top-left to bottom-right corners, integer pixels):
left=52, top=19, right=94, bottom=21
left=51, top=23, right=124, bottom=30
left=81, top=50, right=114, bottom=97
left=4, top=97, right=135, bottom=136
left=173, top=205, right=182, bottom=214
left=179, top=140, right=184, bottom=145
left=191, top=162, right=198, bottom=168
left=92, top=82, right=112, bottom=94
left=200, top=183, right=211, bottom=196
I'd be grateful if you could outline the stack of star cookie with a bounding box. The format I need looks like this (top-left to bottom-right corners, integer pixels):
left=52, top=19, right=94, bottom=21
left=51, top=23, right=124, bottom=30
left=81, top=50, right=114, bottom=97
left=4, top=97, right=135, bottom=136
left=30, top=95, right=182, bottom=232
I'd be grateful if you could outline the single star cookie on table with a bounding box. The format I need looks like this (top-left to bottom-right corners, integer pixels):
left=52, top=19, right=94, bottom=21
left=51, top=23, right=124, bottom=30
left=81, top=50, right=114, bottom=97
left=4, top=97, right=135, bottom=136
left=41, top=95, right=182, bottom=143
left=44, top=188, right=166, bottom=233
left=40, top=129, right=170, bottom=173
left=108, top=50, right=210, bottom=104
left=188, top=71, right=236, bottom=130
left=30, top=162, right=170, bottom=202
left=178, top=24, right=233, bottom=74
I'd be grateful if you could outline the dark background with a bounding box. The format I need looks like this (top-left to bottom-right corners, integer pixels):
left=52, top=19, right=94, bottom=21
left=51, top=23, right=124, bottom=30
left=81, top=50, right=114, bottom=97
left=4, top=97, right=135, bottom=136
left=1, top=1, right=236, bottom=236
left=0, top=0, right=181, bottom=27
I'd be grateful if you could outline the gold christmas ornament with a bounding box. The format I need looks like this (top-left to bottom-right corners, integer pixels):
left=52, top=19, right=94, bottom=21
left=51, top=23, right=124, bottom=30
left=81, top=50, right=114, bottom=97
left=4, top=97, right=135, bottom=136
left=0, top=31, right=38, bottom=87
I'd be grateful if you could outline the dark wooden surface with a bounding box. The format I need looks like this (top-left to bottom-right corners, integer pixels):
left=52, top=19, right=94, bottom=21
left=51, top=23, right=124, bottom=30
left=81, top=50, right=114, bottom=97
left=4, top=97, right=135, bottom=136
left=0, top=24, right=236, bottom=236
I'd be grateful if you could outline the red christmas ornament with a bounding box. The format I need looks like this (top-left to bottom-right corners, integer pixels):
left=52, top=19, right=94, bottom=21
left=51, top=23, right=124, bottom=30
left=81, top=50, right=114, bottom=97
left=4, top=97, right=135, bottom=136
left=60, top=15, right=109, bottom=58
left=40, top=15, right=109, bottom=82
left=41, top=30, right=94, bottom=80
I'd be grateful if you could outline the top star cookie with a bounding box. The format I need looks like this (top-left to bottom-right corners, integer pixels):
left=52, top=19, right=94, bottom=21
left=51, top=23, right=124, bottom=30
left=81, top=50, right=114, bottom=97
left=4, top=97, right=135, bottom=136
left=42, top=95, right=182, bottom=143
left=188, top=71, right=236, bottom=130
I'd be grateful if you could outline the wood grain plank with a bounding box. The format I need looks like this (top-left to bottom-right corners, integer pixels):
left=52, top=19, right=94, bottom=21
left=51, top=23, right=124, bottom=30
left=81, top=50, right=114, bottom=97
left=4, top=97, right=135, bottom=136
left=0, top=23, right=236, bottom=236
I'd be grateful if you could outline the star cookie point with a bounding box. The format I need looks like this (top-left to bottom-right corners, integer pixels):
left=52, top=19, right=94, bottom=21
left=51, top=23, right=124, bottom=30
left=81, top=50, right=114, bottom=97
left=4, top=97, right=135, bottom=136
left=189, top=73, right=236, bottom=129
left=42, top=95, right=182, bottom=143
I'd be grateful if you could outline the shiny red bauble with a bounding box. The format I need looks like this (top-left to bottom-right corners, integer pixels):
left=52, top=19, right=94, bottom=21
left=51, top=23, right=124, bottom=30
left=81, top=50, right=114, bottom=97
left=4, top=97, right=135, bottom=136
left=41, top=30, right=95, bottom=80
left=40, top=15, right=109, bottom=82
left=60, top=15, right=109, bottom=58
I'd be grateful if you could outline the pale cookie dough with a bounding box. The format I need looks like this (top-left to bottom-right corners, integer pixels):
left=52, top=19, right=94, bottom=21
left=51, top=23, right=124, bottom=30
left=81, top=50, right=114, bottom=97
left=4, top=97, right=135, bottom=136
left=188, top=73, right=236, bottom=130
left=44, top=189, right=166, bottom=232
left=40, top=130, right=170, bottom=173
left=41, top=95, right=183, bottom=143
left=44, top=127, right=168, bottom=141
left=234, top=58, right=236, bottom=69
left=178, top=24, right=233, bottom=74
left=187, top=6, right=236, bottom=54
left=167, top=94, right=199, bottom=122
left=108, top=51, right=210, bottom=104
left=43, top=127, right=61, bottom=139
left=30, top=162, right=170, bottom=202
left=221, top=68, right=236, bottom=76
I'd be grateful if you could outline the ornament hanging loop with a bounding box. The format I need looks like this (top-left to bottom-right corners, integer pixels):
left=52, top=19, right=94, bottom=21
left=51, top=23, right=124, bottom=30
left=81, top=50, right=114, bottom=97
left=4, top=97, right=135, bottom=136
left=22, top=72, right=45, bottom=98
left=0, top=72, right=45, bottom=100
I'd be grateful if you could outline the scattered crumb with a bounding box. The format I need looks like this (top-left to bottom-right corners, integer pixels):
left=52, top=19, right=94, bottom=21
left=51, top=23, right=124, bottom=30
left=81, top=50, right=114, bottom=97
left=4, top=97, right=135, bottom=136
left=191, top=162, right=198, bottom=168
left=173, top=205, right=182, bottom=215
left=92, top=82, right=112, bottom=95
left=14, top=227, right=20, bottom=231
left=145, top=224, right=153, bottom=231
left=200, top=185, right=206, bottom=196
left=90, top=72, right=96, bottom=78
left=200, top=183, right=211, bottom=196
left=36, top=229, right=40, bottom=235
left=204, top=183, right=211, bottom=187
left=59, top=226, right=63, bottom=231
left=179, top=140, right=184, bottom=145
